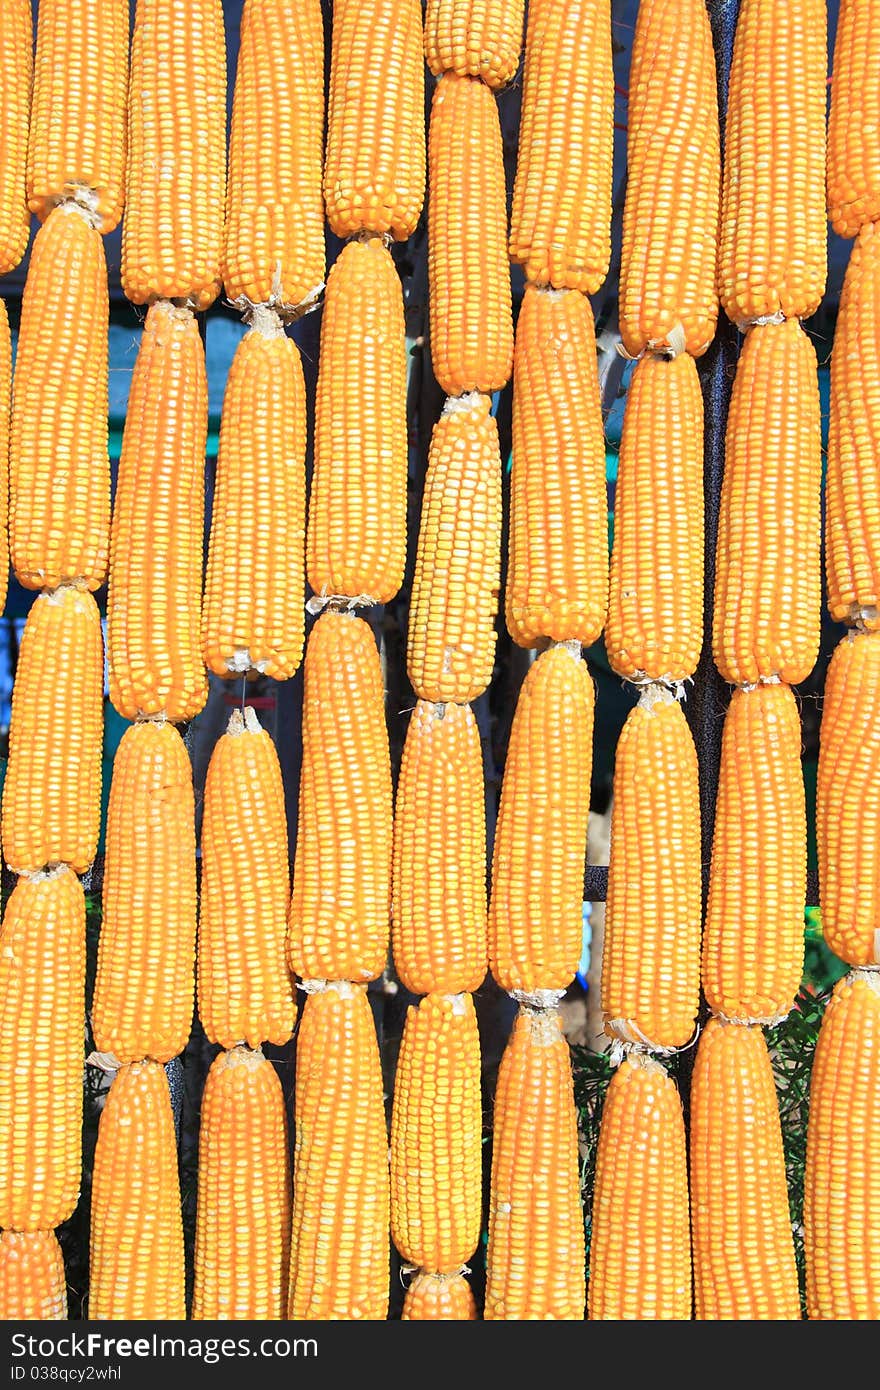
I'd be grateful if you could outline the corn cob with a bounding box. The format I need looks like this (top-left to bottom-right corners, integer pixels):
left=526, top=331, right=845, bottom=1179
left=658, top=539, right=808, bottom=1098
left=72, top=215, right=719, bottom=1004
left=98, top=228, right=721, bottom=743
left=2, top=585, right=103, bottom=877
left=9, top=205, right=110, bottom=592
left=407, top=393, right=502, bottom=705
left=602, top=685, right=702, bottom=1051
left=91, top=720, right=197, bottom=1065
left=0, top=1230, right=67, bottom=1321
left=826, top=0, right=880, bottom=239
left=605, top=353, right=705, bottom=682
left=107, top=298, right=208, bottom=723
left=307, top=236, right=408, bottom=606
left=288, top=981, right=390, bottom=1321
left=288, top=612, right=393, bottom=984
left=702, top=681, right=806, bottom=1022
left=718, top=0, right=827, bottom=326
left=0, top=299, right=11, bottom=618
left=191, top=1046, right=291, bottom=1321
left=689, top=1016, right=801, bottom=1320
left=713, top=317, right=822, bottom=686
left=202, top=317, right=307, bottom=681
left=588, top=1054, right=692, bottom=1321
left=88, top=1059, right=186, bottom=1320
left=488, top=643, right=594, bottom=995
left=484, top=1004, right=585, bottom=1319
left=427, top=73, right=513, bottom=396
left=0, top=867, right=85, bottom=1233
left=424, top=0, right=524, bottom=90
left=392, top=699, right=488, bottom=996
left=223, top=0, right=325, bottom=315
left=506, top=284, right=609, bottom=650
left=804, top=969, right=880, bottom=1320
left=27, top=0, right=128, bottom=234
left=508, top=0, right=614, bottom=294
left=401, top=1269, right=477, bottom=1320
left=123, top=0, right=227, bottom=309
left=0, top=0, right=32, bottom=276
left=323, top=0, right=425, bottom=241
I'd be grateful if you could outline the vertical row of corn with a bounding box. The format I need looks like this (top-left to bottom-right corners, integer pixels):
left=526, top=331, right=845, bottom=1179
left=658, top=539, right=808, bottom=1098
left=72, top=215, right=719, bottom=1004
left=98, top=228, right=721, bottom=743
left=808, top=0, right=880, bottom=1321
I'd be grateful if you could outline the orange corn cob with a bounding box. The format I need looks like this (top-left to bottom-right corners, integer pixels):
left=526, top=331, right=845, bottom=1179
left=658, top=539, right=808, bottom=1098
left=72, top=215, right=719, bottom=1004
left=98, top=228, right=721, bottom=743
left=307, top=236, right=408, bottom=606
left=0, top=867, right=85, bottom=1232
left=0, top=1231, right=67, bottom=1321
left=826, top=0, right=880, bottom=238
left=718, top=0, right=827, bottom=326
left=702, top=682, right=806, bottom=1022
left=288, top=612, right=393, bottom=984
left=508, top=0, right=614, bottom=293
left=506, top=284, right=609, bottom=650
left=2, top=585, right=103, bottom=877
left=88, top=1059, right=186, bottom=1321
left=427, top=73, right=513, bottom=396
left=588, top=1054, right=692, bottom=1321
left=27, top=0, right=128, bottom=234
left=602, top=686, right=702, bottom=1051
left=222, top=0, right=325, bottom=314
left=0, top=0, right=32, bottom=276
left=202, top=317, right=307, bottom=681
left=401, top=1269, right=477, bottom=1320
left=9, top=205, right=110, bottom=592
left=91, top=720, right=197, bottom=1065
left=713, top=318, right=822, bottom=686
left=407, top=393, right=502, bottom=705
left=391, top=699, right=488, bottom=996
left=122, top=0, right=226, bottom=309
left=390, top=992, right=483, bottom=1274
left=323, top=0, right=425, bottom=241
left=0, top=299, right=10, bottom=618
left=107, top=299, right=208, bottom=723
left=424, top=0, right=524, bottom=89
left=488, top=643, right=594, bottom=995
left=288, top=981, right=390, bottom=1321
left=605, top=352, right=705, bottom=682
left=192, top=1046, right=292, bottom=1321
left=804, top=969, right=880, bottom=1321
left=484, top=1005, right=585, bottom=1320
left=689, top=1016, right=801, bottom=1320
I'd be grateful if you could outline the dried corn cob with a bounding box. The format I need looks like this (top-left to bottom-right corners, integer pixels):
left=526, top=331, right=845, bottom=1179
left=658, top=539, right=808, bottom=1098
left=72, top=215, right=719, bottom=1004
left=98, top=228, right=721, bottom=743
left=0, top=299, right=10, bottom=618
left=506, top=284, right=609, bottom=650
left=288, top=981, right=390, bottom=1321
left=401, top=1269, right=477, bottom=1320
left=10, top=204, right=110, bottom=592
left=424, top=0, right=524, bottom=89
left=202, top=316, right=307, bottom=681
left=2, top=585, right=103, bottom=877
left=0, top=0, right=32, bottom=276
left=307, top=236, right=408, bottom=606
left=0, top=867, right=85, bottom=1232
left=0, top=1231, right=67, bottom=1321
left=826, top=0, right=880, bottom=238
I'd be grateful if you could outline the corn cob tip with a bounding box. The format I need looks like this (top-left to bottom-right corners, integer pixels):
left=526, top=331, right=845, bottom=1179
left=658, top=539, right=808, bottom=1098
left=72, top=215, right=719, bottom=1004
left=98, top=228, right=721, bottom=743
left=225, top=705, right=263, bottom=737
left=509, top=987, right=566, bottom=1014
left=241, top=302, right=287, bottom=338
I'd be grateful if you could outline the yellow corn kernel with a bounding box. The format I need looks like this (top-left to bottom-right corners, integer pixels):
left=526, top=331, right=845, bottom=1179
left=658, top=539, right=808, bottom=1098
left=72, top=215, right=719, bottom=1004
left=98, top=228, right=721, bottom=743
left=0, top=867, right=85, bottom=1233
left=88, top=1059, right=186, bottom=1321
left=192, top=1046, right=291, bottom=1321
left=0, top=0, right=32, bottom=276
left=602, top=685, right=702, bottom=1051
left=488, top=643, right=594, bottom=995
left=401, top=1269, right=477, bottom=1320
left=0, top=299, right=11, bottom=618
left=0, top=1231, right=67, bottom=1321
left=424, top=0, right=523, bottom=89
left=202, top=317, right=306, bottom=682
left=827, top=0, right=880, bottom=238
left=484, top=1005, right=585, bottom=1320
left=506, top=284, right=609, bottom=650
left=10, top=205, right=110, bottom=592
left=2, top=585, right=103, bottom=877
left=288, top=981, right=390, bottom=1321
left=92, top=720, right=197, bottom=1065
left=713, top=317, right=822, bottom=686
left=122, top=0, right=227, bottom=309
left=288, top=612, right=393, bottom=984
left=407, top=393, right=502, bottom=705
left=689, top=1016, right=801, bottom=1320
left=427, top=73, right=513, bottom=396
left=804, top=969, right=880, bottom=1321
left=222, top=0, right=325, bottom=314
left=605, top=352, right=705, bottom=683
left=702, top=682, right=806, bottom=1022
left=307, top=236, right=408, bottom=606
left=509, top=0, right=614, bottom=293
left=324, top=0, right=425, bottom=241
left=392, top=699, right=488, bottom=996
left=107, top=299, right=208, bottom=723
